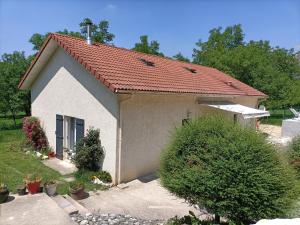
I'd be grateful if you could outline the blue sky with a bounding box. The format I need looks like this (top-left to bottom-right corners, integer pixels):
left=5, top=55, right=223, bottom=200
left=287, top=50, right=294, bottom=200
left=0, top=0, right=299, bottom=59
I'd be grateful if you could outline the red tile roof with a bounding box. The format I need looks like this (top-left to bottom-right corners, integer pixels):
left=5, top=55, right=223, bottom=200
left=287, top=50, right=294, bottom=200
left=19, top=33, right=266, bottom=97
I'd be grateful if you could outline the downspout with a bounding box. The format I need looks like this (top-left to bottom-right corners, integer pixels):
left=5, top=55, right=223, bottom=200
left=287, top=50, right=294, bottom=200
left=115, top=93, right=132, bottom=184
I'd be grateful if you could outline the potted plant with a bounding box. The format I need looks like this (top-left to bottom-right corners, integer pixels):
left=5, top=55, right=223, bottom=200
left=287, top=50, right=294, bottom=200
left=69, top=181, right=85, bottom=200
left=17, top=184, right=26, bottom=196
left=48, top=151, right=55, bottom=158
left=24, top=174, right=42, bottom=194
left=44, top=180, right=57, bottom=196
left=0, top=183, right=9, bottom=203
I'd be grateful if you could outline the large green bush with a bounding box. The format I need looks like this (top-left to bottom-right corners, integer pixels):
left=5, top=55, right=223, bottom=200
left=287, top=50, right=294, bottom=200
left=288, top=136, right=300, bottom=171
left=72, top=128, right=104, bottom=171
left=160, top=116, right=297, bottom=224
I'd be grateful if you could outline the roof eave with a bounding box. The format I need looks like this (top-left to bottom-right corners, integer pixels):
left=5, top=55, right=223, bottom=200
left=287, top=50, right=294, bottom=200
left=115, top=89, right=267, bottom=98
left=18, top=34, right=54, bottom=90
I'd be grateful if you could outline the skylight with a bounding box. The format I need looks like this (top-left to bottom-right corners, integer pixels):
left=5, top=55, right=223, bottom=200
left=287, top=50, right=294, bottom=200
left=184, top=67, right=197, bottom=74
left=139, top=58, right=155, bottom=67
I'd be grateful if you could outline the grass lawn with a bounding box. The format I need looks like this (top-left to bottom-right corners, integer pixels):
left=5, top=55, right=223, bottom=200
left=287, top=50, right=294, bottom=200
left=0, top=114, right=25, bottom=130
left=0, top=117, right=106, bottom=194
left=261, top=109, right=294, bottom=126
left=0, top=129, right=67, bottom=193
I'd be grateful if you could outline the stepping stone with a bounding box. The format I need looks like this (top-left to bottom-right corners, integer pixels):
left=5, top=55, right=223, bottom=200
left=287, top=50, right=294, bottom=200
left=51, top=195, right=78, bottom=215
left=62, top=176, right=75, bottom=182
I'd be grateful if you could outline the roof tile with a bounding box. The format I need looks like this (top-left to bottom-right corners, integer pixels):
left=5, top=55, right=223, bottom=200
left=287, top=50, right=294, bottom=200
left=19, top=33, right=266, bottom=97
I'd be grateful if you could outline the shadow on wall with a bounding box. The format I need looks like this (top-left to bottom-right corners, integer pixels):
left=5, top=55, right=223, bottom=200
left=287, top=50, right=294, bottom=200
left=31, top=47, right=118, bottom=119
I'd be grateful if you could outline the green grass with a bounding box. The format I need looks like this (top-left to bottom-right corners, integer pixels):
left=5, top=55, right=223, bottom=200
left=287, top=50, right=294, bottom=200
left=0, top=116, right=105, bottom=194
left=0, top=114, right=25, bottom=130
left=0, top=129, right=64, bottom=193
left=261, top=109, right=294, bottom=126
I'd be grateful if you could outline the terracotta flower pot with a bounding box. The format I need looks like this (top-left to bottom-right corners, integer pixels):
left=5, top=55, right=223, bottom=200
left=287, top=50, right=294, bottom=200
left=0, top=188, right=9, bottom=203
left=44, top=182, right=57, bottom=196
left=27, top=181, right=41, bottom=194
left=48, top=152, right=55, bottom=158
left=69, top=186, right=85, bottom=200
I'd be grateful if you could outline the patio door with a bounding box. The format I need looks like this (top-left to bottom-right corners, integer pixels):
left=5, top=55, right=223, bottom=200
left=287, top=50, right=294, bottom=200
left=65, top=116, right=85, bottom=156
left=56, top=115, right=85, bottom=160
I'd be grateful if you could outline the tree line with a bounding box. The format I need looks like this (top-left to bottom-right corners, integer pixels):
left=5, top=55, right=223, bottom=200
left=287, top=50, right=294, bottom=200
left=1, top=19, right=300, bottom=126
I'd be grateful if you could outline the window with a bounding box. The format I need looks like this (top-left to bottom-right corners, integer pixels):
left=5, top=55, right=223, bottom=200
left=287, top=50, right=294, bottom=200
left=183, top=67, right=197, bottom=74
left=139, top=58, right=155, bottom=67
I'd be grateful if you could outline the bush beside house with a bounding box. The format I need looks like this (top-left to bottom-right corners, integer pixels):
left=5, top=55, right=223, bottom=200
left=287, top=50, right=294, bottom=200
left=160, top=116, right=298, bottom=224
left=22, top=116, right=48, bottom=151
left=72, top=128, right=104, bottom=171
left=288, top=136, right=300, bottom=171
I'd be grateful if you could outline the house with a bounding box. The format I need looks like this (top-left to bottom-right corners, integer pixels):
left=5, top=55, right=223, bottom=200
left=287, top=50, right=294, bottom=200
left=19, top=33, right=269, bottom=184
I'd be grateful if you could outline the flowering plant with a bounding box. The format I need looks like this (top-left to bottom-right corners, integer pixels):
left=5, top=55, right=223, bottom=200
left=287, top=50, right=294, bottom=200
left=24, top=174, right=42, bottom=185
left=22, top=117, right=48, bottom=151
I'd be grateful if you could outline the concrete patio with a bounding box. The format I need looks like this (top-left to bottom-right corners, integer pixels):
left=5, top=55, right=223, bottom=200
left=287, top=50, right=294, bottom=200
left=78, top=175, right=211, bottom=220
left=0, top=193, right=76, bottom=225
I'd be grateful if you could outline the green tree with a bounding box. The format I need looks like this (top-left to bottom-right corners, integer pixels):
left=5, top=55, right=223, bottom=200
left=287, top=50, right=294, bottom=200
left=160, top=116, right=298, bottom=224
left=193, top=25, right=300, bottom=109
left=0, top=52, right=31, bottom=125
left=29, top=18, right=115, bottom=51
left=132, top=35, right=164, bottom=56
left=173, top=52, right=190, bottom=62
left=80, top=18, right=115, bottom=44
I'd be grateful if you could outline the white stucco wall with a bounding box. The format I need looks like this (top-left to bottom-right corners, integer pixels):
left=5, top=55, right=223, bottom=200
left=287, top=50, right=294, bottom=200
left=119, top=94, right=259, bottom=182
left=31, top=47, right=119, bottom=180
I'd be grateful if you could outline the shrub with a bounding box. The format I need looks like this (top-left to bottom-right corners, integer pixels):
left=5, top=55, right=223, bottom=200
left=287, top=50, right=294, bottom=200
left=24, top=173, right=42, bottom=184
left=166, top=211, right=220, bottom=225
left=72, top=128, right=104, bottom=171
left=160, top=116, right=298, bottom=225
left=22, top=117, right=48, bottom=151
left=69, top=181, right=84, bottom=191
left=97, top=171, right=112, bottom=183
left=288, top=136, right=300, bottom=170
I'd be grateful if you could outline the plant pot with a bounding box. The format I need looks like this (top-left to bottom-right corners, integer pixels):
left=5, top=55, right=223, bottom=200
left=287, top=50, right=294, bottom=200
left=48, top=152, right=55, bottom=158
left=0, top=189, right=9, bottom=203
left=26, top=181, right=41, bottom=194
left=17, top=185, right=26, bottom=196
left=44, top=183, right=57, bottom=196
left=69, top=187, right=85, bottom=200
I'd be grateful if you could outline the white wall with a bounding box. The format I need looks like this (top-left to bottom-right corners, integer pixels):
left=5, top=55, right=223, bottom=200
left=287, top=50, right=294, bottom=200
left=31, top=47, right=119, bottom=180
left=119, top=94, right=258, bottom=182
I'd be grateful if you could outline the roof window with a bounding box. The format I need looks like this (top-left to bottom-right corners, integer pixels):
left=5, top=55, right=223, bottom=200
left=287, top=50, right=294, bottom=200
left=139, top=58, right=155, bottom=67
left=184, top=67, right=197, bottom=74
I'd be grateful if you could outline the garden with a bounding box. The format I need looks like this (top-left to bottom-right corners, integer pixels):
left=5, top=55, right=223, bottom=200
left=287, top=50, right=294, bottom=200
left=0, top=115, right=112, bottom=203
left=161, top=116, right=300, bottom=225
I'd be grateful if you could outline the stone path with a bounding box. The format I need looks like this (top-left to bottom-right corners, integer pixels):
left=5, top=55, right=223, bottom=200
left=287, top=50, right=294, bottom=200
left=43, top=158, right=77, bottom=175
left=71, top=212, right=164, bottom=225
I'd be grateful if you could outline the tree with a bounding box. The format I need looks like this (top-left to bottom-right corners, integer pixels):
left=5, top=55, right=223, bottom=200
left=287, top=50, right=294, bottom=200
left=80, top=18, right=115, bottom=44
left=193, top=24, right=300, bottom=109
left=29, top=18, right=115, bottom=51
left=0, top=52, right=31, bottom=125
left=132, top=35, right=164, bottom=56
left=173, top=52, right=190, bottom=62
left=160, top=116, right=298, bottom=224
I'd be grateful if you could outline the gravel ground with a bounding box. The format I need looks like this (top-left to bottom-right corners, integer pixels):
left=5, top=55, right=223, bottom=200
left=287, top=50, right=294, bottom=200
left=70, top=213, right=165, bottom=225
